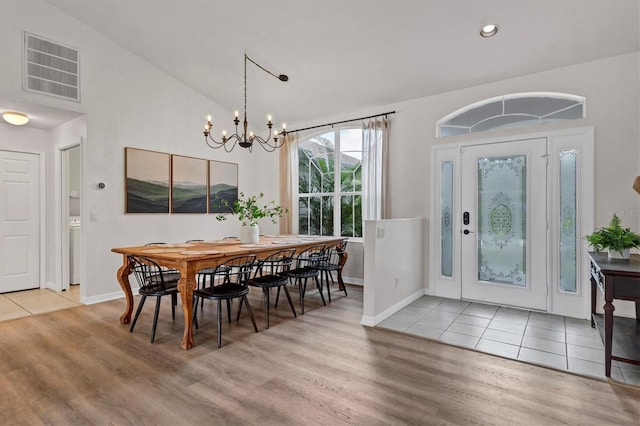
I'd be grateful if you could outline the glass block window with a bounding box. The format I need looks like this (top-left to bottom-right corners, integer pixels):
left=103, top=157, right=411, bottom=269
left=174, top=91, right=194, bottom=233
left=437, top=93, right=585, bottom=137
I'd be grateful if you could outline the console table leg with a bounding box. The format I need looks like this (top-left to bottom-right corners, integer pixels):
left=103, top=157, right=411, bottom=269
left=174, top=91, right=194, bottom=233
left=591, top=275, right=597, bottom=328
left=603, top=300, right=615, bottom=377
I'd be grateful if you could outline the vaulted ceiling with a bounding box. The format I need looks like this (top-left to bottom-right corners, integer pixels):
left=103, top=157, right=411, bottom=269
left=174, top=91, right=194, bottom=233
left=20, top=1, right=640, bottom=129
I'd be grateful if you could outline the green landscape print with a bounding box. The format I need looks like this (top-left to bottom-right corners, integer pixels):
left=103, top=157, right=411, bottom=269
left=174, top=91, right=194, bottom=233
left=125, top=148, right=170, bottom=213
left=171, top=155, right=208, bottom=213
left=209, top=160, right=238, bottom=213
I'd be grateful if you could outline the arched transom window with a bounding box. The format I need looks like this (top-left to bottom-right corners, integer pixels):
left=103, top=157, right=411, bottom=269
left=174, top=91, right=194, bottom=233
left=437, top=92, right=585, bottom=137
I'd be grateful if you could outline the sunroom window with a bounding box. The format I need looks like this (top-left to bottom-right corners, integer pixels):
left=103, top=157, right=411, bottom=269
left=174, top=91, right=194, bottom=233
left=298, top=128, right=363, bottom=238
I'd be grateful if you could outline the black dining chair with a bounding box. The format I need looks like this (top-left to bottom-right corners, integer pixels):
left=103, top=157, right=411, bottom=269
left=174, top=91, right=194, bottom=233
left=192, top=254, right=259, bottom=348
left=314, top=240, right=348, bottom=302
left=187, top=238, right=235, bottom=308
left=243, top=248, right=297, bottom=329
left=128, top=255, right=181, bottom=343
left=281, top=244, right=327, bottom=314
left=144, top=242, right=181, bottom=275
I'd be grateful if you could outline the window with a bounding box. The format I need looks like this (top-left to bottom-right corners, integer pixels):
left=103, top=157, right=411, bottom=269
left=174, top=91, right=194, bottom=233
left=559, top=149, right=577, bottom=293
left=437, top=92, right=585, bottom=137
left=298, top=127, right=363, bottom=238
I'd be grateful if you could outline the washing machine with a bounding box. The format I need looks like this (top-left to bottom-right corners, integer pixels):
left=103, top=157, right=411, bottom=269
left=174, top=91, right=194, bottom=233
left=69, top=216, right=81, bottom=285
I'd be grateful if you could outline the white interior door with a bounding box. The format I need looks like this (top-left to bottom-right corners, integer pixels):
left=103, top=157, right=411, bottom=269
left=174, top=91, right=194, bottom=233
left=0, top=150, right=40, bottom=293
left=460, top=138, right=547, bottom=310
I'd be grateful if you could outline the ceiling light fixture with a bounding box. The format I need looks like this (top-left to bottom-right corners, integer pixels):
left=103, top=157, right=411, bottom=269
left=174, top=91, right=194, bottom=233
left=204, top=53, right=289, bottom=152
left=479, top=24, right=499, bottom=38
left=2, top=111, right=29, bottom=126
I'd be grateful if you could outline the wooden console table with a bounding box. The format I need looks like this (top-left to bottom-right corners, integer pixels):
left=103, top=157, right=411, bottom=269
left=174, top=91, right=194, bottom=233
left=588, top=252, right=640, bottom=377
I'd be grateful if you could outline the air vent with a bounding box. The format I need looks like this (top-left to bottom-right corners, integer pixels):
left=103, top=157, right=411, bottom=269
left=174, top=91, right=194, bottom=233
left=24, top=32, right=80, bottom=102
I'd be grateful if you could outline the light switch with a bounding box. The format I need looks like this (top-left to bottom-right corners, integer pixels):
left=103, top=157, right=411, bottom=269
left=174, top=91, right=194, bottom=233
left=376, top=227, right=385, bottom=239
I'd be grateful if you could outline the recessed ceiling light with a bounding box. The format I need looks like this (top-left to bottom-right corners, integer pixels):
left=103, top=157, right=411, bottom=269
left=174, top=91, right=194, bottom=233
left=479, top=24, right=499, bottom=38
left=2, top=111, right=29, bottom=126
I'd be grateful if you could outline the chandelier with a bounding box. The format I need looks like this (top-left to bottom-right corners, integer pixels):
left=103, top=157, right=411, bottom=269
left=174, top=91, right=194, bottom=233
left=204, top=53, right=289, bottom=152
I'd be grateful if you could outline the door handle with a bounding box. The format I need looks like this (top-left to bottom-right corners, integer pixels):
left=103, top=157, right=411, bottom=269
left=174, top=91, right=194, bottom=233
left=463, top=229, right=474, bottom=235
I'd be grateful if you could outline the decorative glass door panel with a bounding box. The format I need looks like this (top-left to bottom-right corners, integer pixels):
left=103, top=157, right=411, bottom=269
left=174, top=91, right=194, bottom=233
left=477, top=155, right=526, bottom=286
left=461, top=138, right=547, bottom=310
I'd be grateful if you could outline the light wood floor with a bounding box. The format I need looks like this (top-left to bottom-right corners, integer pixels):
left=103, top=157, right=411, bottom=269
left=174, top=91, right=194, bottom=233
left=0, top=285, right=638, bottom=425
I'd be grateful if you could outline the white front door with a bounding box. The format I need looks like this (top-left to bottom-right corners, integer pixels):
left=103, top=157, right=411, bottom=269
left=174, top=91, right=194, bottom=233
left=460, top=138, right=547, bottom=310
left=0, top=150, right=40, bottom=293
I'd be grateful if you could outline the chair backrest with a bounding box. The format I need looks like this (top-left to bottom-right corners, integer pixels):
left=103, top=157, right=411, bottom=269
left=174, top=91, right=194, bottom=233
left=212, top=254, right=256, bottom=285
left=128, top=255, right=177, bottom=292
left=257, top=248, right=296, bottom=276
left=324, top=241, right=347, bottom=265
left=186, top=239, right=204, bottom=243
left=294, top=244, right=327, bottom=268
left=144, top=242, right=167, bottom=246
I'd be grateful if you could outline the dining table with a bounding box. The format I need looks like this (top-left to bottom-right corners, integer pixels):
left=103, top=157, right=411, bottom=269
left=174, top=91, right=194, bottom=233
left=112, top=235, right=348, bottom=349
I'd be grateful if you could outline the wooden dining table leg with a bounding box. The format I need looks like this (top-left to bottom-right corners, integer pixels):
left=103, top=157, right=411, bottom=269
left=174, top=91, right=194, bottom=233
left=337, top=251, right=348, bottom=292
left=116, top=257, right=134, bottom=324
left=177, top=265, right=198, bottom=350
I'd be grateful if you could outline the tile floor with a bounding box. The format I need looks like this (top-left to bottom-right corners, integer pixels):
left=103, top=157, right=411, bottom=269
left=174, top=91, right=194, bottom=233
left=378, top=295, right=640, bottom=387
left=0, top=285, right=82, bottom=322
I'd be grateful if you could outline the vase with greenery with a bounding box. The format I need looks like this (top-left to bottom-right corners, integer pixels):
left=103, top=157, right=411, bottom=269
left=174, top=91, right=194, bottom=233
left=585, top=213, right=640, bottom=259
left=215, top=192, right=286, bottom=243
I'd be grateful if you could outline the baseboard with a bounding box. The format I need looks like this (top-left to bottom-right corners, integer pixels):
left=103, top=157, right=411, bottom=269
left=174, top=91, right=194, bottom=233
left=82, top=288, right=139, bottom=305
left=360, top=315, right=375, bottom=326
left=343, top=276, right=363, bottom=286
left=360, top=288, right=425, bottom=327
left=45, top=281, right=62, bottom=292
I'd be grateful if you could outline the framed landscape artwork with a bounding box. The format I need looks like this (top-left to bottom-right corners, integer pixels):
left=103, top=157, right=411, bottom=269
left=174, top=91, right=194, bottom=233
left=125, top=148, right=170, bottom=213
left=209, top=160, right=238, bottom=213
left=171, top=155, right=208, bottom=213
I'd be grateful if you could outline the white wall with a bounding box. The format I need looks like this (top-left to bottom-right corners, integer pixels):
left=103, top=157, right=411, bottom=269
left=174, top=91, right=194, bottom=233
left=1, top=1, right=638, bottom=306
left=341, top=243, right=363, bottom=285
left=1, top=1, right=280, bottom=303
left=0, top=124, right=52, bottom=152
left=292, top=52, right=639, bottom=316
left=291, top=52, right=639, bottom=231
left=361, top=218, right=425, bottom=326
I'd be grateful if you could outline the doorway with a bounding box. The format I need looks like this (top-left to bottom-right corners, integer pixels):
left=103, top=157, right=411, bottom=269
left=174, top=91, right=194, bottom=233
left=60, top=144, right=81, bottom=293
left=0, top=149, right=41, bottom=293
left=459, top=138, right=547, bottom=310
left=430, top=127, right=594, bottom=318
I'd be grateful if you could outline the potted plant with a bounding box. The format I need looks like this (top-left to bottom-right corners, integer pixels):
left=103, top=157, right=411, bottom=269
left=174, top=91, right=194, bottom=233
left=585, top=213, right=640, bottom=259
left=215, top=192, right=286, bottom=243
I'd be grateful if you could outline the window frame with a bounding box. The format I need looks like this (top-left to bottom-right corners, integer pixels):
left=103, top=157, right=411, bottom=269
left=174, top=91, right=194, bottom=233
left=436, top=92, right=586, bottom=137
left=294, top=124, right=363, bottom=240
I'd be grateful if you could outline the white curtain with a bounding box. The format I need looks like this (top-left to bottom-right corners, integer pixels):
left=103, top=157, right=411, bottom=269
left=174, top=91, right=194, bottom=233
left=362, top=117, right=390, bottom=220
left=279, top=132, right=298, bottom=234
